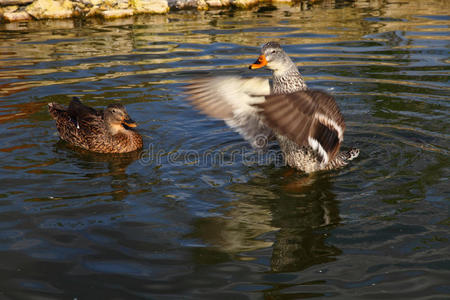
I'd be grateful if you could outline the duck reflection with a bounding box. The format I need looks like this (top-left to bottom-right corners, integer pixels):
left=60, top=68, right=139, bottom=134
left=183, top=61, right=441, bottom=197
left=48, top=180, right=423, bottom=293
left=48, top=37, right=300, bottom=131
left=54, top=141, right=142, bottom=201
left=187, top=171, right=341, bottom=272
left=270, top=174, right=341, bottom=272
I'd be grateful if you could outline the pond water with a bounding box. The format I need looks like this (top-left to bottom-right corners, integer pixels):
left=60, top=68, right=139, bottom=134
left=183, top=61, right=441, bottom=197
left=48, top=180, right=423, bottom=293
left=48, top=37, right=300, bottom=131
left=0, top=0, right=449, bottom=298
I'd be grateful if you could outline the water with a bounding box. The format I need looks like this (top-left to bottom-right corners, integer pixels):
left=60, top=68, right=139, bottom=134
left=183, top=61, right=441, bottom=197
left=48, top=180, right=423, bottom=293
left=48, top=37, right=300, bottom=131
left=0, top=0, right=449, bottom=298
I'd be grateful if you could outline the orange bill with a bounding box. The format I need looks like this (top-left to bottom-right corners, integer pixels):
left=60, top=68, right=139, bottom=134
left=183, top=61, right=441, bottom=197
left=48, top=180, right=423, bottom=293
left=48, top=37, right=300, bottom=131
left=249, top=55, right=267, bottom=69
left=122, top=117, right=137, bottom=128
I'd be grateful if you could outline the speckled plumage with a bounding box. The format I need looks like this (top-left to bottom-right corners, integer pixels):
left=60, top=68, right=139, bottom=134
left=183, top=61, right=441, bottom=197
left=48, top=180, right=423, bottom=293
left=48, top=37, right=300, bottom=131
left=272, top=72, right=307, bottom=95
left=259, top=42, right=358, bottom=171
left=48, top=98, right=142, bottom=154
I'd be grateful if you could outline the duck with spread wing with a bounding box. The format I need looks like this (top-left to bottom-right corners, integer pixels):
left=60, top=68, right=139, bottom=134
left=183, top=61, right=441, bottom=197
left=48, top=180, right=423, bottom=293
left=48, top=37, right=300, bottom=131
left=184, top=41, right=359, bottom=173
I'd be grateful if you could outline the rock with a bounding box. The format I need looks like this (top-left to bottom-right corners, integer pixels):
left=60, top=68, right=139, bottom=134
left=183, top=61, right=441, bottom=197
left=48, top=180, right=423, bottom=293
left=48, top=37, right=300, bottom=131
left=89, top=0, right=102, bottom=6
left=169, top=0, right=206, bottom=10
left=197, top=0, right=208, bottom=10
left=131, top=0, right=169, bottom=14
left=232, top=0, right=258, bottom=9
left=79, top=0, right=92, bottom=7
left=85, top=5, right=100, bottom=17
left=116, top=0, right=130, bottom=9
left=0, top=0, right=283, bottom=22
left=103, top=0, right=116, bottom=8
left=205, top=0, right=229, bottom=7
left=76, top=1, right=85, bottom=8
left=25, top=0, right=73, bottom=19
left=2, top=4, right=18, bottom=12
left=101, top=8, right=133, bottom=18
left=0, top=0, right=33, bottom=6
left=3, top=10, right=32, bottom=21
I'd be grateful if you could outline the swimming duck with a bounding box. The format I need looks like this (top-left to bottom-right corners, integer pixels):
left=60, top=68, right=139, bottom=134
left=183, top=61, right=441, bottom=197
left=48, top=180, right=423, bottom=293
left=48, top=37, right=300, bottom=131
left=48, top=97, right=143, bottom=153
left=184, top=41, right=359, bottom=173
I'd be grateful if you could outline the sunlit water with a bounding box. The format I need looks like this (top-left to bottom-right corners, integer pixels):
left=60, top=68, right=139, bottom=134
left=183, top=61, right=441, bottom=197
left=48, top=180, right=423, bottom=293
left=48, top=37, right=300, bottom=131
left=0, top=0, right=449, bottom=298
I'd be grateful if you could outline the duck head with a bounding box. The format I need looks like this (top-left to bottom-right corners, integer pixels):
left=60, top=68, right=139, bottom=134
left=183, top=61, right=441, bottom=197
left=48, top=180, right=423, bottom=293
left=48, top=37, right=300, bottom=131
left=104, top=103, right=137, bottom=134
left=249, top=41, right=298, bottom=76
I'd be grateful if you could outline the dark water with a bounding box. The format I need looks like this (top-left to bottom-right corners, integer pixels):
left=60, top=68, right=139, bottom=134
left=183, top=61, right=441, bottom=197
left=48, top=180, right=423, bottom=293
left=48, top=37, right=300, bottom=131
left=1, top=0, right=449, bottom=298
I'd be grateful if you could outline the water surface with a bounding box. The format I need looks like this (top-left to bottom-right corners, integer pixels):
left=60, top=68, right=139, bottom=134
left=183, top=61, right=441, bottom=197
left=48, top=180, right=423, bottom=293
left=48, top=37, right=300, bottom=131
left=0, top=0, right=449, bottom=298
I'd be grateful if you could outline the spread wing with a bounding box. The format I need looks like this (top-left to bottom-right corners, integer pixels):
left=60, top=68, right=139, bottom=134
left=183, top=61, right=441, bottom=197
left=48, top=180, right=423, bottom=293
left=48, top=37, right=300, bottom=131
left=184, top=76, right=273, bottom=149
left=256, top=90, right=345, bottom=163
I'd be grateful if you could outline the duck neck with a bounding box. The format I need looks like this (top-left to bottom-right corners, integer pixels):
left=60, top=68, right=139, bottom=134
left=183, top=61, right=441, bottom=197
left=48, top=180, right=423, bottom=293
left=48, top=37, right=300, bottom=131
left=107, top=123, right=130, bottom=136
left=272, top=66, right=307, bottom=95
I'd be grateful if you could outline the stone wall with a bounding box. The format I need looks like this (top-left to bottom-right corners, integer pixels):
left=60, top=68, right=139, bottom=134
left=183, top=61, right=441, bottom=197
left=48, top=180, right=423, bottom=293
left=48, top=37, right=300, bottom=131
left=0, top=0, right=292, bottom=22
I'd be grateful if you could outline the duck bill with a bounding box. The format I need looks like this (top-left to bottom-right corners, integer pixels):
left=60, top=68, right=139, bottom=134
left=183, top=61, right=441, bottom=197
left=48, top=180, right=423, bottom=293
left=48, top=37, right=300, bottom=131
left=122, top=117, right=137, bottom=128
left=249, top=55, right=267, bottom=69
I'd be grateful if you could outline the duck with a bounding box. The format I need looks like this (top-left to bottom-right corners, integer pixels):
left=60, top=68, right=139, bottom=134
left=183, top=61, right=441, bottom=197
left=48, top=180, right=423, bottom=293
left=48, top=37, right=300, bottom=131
left=48, top=97, right=143, bottom=153
left=184, top=41, right=359, bottom=173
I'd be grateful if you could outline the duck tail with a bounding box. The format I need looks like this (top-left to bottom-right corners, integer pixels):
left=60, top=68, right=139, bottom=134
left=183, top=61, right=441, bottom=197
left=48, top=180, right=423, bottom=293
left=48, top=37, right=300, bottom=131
left=48, top=102, right=67, bottom=119
left=345, top=147, right=360, bottom=161
left=326, top=147, right=359, bottom=170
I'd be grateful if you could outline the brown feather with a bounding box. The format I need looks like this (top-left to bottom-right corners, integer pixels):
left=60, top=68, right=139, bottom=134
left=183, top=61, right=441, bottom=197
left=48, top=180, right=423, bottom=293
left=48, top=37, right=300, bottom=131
left=256, top=90, right=346, bottom=162
left=48, top=99, right=142, bottom=154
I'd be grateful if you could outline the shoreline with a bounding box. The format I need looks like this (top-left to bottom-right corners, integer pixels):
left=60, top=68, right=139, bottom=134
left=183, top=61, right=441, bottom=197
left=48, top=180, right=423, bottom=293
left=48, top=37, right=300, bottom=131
left=0, top=0, right=298, bottom=22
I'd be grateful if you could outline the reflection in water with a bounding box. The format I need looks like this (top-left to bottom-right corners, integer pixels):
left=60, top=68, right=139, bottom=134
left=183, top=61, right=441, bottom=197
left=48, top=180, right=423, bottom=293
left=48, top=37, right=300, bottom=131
left=189, top=172, right=341, bottom=272
left=0, top=0, right=448, bottom=298
left=271, top=175, right=341, bottom=272
left=54, top=141, right=142, bottom=202
left=1, top=0, right=449, bottom=98
left=0, top=101, right=47, bottom=124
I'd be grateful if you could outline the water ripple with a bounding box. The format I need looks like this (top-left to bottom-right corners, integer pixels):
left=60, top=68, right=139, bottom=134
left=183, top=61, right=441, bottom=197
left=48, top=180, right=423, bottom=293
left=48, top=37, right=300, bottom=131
left=0, top=1, right=449, bottom=299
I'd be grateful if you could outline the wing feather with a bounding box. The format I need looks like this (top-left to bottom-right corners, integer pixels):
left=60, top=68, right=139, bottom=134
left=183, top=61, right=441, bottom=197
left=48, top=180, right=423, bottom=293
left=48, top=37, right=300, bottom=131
left=257, top=90, right=345, bottom=162
left=184, top=76, right=273, bottom=148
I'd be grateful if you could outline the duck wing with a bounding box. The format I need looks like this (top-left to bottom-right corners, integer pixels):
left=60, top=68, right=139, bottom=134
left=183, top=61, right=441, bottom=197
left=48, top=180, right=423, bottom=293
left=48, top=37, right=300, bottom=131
left=255, top=90, right=345, bottom=163
left=184, top=76, right=273, bottom=149
left=67, top=97, right=102, bottom=129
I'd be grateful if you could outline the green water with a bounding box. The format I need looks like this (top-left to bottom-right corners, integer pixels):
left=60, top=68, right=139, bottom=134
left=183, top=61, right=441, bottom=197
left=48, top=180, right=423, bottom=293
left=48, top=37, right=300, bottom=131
left=0, top=0, right=449, bottom=298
